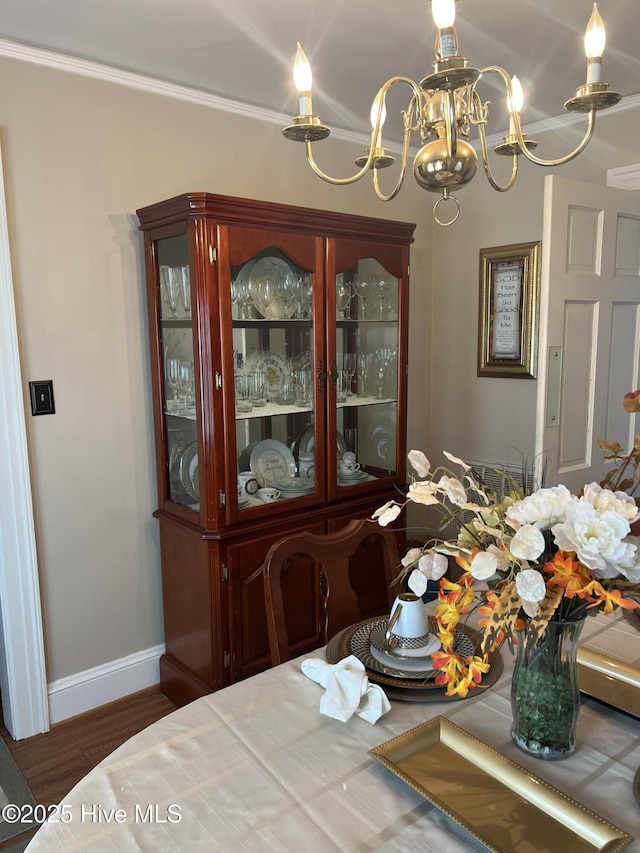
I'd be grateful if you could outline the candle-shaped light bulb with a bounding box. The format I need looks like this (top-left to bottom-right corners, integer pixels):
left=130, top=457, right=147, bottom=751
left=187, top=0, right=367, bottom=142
left=507, top=75, right=523, bottom=138
left=431, top=0, right=456, bottom=29
left=370, top=90, right=387, bottom=151
left=432, top=0, right=457, bottom=59
left=584, top=4, right=605, bottom=84
left=293, top=42, right=313, bottom=115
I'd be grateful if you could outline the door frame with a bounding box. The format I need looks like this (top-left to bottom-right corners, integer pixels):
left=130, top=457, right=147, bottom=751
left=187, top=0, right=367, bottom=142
left=0, top=139, right=49, bottom=739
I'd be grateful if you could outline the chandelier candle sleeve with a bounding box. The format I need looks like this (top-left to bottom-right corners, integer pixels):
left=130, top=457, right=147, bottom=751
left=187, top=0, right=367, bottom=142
left=282, top=1, right=621, bottom=226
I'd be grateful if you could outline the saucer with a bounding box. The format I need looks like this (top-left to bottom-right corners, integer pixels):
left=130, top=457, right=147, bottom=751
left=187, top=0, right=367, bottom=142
left=369, top=642, right=436, bottom=675
left=370, top=622, right=441, bottom=660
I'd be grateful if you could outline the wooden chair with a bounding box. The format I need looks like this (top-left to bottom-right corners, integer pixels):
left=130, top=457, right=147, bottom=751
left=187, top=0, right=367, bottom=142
left=262, top=518, right=402, bottom=666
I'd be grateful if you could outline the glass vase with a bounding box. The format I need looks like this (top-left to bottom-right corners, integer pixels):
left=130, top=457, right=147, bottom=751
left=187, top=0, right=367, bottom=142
left=510, top=617, right=585, bottom=760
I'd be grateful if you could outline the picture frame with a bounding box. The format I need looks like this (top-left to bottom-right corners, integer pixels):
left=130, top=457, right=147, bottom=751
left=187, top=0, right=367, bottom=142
left=477, top=240, right=541, bottom=378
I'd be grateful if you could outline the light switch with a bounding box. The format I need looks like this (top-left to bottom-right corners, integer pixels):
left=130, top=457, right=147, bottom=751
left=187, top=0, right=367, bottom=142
left=29, top=380, right=55, bottom=416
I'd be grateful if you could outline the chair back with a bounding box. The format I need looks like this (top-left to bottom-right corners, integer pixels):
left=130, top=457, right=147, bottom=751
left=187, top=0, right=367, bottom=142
left=262, top=518, right=402, bottom=665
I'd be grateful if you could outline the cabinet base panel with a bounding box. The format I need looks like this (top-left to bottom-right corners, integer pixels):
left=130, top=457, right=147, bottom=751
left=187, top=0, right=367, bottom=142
left=160, top=654, right=213, bottom=707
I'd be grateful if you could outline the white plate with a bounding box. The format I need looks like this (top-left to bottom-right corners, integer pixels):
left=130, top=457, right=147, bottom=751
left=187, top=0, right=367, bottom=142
left=244, top=350, right=290, bottom=401
left=250, top=440, right=296, bottom=487
left=249, top=257, right=297, bottom=319
left=338, top=469, right=368, bottom=482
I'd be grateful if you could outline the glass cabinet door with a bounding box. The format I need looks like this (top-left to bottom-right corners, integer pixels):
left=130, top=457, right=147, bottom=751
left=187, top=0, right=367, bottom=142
left=156, top=233, right=198, bottom=511
left=230, top=246, right=319, bottom=511
left=334, top=257, right=399, bottom=490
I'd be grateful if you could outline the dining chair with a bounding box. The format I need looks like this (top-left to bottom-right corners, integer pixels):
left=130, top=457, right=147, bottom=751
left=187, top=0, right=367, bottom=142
left=262, top=518, right=402, bottom=665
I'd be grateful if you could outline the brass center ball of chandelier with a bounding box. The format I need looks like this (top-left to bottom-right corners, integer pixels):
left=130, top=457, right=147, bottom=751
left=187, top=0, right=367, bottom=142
left=413, top=138, right=478, bottom=192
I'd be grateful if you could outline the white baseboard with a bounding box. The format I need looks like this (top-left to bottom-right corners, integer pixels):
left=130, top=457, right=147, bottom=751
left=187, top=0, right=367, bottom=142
left=47, top=644, right=166, bottom=724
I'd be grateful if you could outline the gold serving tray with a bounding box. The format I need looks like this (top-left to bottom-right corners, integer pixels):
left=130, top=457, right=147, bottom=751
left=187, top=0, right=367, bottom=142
left=369, top=717, right=634, bottom=853
left=577, top=646, right=640, bottom=719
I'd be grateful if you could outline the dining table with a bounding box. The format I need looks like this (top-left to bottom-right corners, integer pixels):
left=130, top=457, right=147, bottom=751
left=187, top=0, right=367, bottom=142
left=26, top=606, right=640, bottom=852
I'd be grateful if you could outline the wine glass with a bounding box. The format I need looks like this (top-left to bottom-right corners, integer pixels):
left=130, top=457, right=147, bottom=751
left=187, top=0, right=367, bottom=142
left=166, top=357, right=180, bottom=412
left=373, top=276, right=393, bottom=319
left=343, top=353, right=356, bottom=396
left=257, top=276, right=276, bottom=317
left=299, top=276, right=313, bottom=318
left=336, top=276, right=352, bottom=320
left=358, top=353, right=371, bottom=396
left=178, top=361, right=193, bottom=413
left=353, top=277, right=371, bottom=320
left=160, top=266, right=181, bottom=319
left=180, top=266, right=191, bottom=319
left=236, top=280, right=253, bottom=319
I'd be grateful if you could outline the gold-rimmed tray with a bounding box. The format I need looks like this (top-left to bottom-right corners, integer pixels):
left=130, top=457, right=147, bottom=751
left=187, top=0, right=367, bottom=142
left=577, top=645, right=640, bottom=719
left=326, top=616, right=503, bottom=701
left=369, top=717, right=634, bottom=853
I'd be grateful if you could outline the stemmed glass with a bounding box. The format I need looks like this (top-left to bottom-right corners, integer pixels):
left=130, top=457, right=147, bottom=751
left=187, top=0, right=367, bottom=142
left=236, top=281, right=253, bottom=319
left=257, top=277, right=276, bottom=317
left=180, top=266, right=191, bottom=319
left=358, top=354, right=371, bottom=396
left=178, top=361, right=193, bottom=413
left=160, top=266, right=182, bottom=319
left=343, top=353, right=356, bottom=396
left=372, top=276, right=393, bottom=319
left=299, top=276, right=313, bottom=318
left=353, top=277, right=371, bottom=320
left=166, top=357, right=180, bottom=412
left=336, top=276, right=352, bottom=320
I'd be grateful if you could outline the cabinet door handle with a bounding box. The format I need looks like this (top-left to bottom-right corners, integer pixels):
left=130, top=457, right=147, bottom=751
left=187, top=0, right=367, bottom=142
left=317, top=360, right=327, bottom=392
left=329, top=360, right=338, bottom=390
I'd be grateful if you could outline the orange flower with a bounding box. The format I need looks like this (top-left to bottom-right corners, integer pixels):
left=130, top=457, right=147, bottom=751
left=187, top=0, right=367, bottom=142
left=583, top=581, right=640, bottom=615
left=543, top=551, right=591, bottom=598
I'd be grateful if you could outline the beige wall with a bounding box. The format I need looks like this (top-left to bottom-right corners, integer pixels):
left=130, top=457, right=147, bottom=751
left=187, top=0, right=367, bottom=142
left=427, top=108, right=640, bottom=471
left=0, top=57, right=433, bottom=683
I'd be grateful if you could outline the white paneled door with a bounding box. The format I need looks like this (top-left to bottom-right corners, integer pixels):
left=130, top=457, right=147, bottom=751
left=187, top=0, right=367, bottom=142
left=535, top=175, right=640, bottom=493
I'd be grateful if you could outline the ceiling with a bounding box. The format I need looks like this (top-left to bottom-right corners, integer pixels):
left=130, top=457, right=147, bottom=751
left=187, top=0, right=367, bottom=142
left=0, top=0, right=638, bottom=139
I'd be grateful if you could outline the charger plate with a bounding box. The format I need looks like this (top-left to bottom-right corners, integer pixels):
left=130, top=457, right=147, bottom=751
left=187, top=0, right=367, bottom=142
left=326, top=616, right=503, bottom=702
left=369, top=717, right=633, bottom=853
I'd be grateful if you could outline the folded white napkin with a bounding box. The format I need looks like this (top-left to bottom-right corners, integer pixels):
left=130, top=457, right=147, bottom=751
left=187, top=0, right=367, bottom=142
left=301, top=654, right=391, bottom=724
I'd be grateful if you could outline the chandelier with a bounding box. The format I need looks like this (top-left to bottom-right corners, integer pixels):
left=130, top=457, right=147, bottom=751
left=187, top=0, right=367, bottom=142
left=282, top=1, right=621, bottom=226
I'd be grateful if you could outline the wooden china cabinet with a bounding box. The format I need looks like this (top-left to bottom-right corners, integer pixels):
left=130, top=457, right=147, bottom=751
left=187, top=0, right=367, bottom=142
left=137, top=192, right=415, bottom=706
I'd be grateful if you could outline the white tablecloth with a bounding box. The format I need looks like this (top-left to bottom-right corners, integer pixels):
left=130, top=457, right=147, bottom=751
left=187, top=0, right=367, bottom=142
left=27, top=612, right=640, bottom=852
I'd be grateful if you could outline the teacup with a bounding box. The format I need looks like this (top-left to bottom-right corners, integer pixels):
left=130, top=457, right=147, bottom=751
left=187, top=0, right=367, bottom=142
left=339, top=460, right=360, bottom=476
left=386, top=593, right=430, bottom=651
left=238, top=471, right=259, bottom=495
left=256, top=487, right=281, bottom=503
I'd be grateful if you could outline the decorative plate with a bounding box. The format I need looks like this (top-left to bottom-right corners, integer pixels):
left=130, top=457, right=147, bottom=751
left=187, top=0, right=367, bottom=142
left=245, top=350, right=290, bottom=401
left=297, top=426, right=347, bottom=458
left=368, top=644, right=436, bottom=679
left=326, top=616, right=503, bottom=702
left=338, top=469, right=368, bottom=482
left=249, top=257, right=296, bottom=319
left=249, top=439, right=296, bottom=487
left=179, top=442, right=198, bottom=501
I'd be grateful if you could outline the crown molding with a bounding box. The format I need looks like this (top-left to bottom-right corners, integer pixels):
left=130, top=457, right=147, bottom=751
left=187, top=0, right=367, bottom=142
left=1, top=38, right=638, bottom=156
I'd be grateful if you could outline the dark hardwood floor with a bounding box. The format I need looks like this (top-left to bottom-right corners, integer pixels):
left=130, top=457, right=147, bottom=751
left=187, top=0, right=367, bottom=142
left=0, top=687, right=176, bottom=851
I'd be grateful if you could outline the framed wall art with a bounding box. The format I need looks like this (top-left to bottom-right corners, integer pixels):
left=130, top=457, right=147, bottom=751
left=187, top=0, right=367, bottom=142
left=477, top=240, right=541, bottom=378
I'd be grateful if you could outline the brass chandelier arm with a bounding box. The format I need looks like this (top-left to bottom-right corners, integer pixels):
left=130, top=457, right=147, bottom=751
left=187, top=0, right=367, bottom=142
left=474, top=89, right=519, bottom=193
left=514, top=109, right=597, bottom=167
left=372, top=121, right=413, bottom=202
left=480, top=64, right=598, bottom=169
left=302, top=76, right=424, bottom=191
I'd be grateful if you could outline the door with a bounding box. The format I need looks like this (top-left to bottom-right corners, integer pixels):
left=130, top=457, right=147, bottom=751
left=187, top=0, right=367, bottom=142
left=535, top=175, right=640, bottom=492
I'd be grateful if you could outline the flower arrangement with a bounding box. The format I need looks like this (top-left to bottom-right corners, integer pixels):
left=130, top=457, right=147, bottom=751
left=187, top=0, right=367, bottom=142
left=374, top=450, right=640, bottom=699
left=598, top=389, right=640, bottom=495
